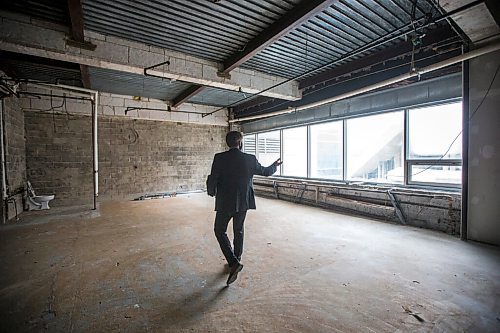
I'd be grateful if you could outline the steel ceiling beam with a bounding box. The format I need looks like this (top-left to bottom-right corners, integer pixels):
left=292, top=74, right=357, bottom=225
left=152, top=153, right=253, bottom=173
left=220, top=0, right=336, bottom=75
left=178, top=1, right=334, bottom=107
left=67, top=0, right=92, bottom=89
left=171, top=85, right=205, bottom=108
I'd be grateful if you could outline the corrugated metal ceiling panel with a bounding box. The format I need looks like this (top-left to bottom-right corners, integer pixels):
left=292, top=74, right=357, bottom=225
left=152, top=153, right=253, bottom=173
left=242, top=0, right=441, bottom=78
left=1, top=0, right=451, bottom=107
left=88, top=67, right=192, bottom=101
left=0, top=0, right=69, bottom=25
left=0, top=60, right=82, bottom=86
left=188, top=87, right=246, bottom=107
left=82, top=0, right=301, bottom=62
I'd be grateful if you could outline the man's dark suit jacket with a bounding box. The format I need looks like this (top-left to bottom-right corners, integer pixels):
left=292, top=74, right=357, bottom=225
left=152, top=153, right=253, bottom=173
left=207, top=148, right=277, bottom=212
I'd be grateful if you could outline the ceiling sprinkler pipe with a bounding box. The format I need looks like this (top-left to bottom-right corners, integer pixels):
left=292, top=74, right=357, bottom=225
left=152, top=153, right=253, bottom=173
left=42, top=83, right=98, bottom=94
left=229, top=40, right=500, bottom=123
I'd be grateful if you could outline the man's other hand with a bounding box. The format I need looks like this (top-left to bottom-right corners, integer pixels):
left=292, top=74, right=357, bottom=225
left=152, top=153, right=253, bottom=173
left=273, top=158, right=283, bottom=167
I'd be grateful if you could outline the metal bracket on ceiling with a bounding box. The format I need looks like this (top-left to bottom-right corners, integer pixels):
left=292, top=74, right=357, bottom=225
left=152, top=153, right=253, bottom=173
left=65, top=38, right=96, bottom=51
left=216, top=71, right=231, bottom=79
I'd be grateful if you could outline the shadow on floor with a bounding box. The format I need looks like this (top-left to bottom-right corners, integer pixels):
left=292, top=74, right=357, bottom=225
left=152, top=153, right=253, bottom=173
left=159, top=270, right=231, bottom=326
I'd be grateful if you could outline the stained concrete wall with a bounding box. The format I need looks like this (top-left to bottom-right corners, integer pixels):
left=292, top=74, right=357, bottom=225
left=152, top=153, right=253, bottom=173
left=467, top=50, right=500, bottom=245
left=253, top=177, right=461, bottom=235
left=22, top=89, right=228, bottom=206
left=1, top=96, right=27, bottom=220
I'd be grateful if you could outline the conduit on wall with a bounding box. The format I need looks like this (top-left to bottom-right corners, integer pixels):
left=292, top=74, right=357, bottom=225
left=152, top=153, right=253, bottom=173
left=229, top=41, right=500, bottom=123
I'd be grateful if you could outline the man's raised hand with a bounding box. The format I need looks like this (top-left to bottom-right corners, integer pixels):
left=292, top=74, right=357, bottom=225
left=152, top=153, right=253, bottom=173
left=273, top=158, right=283, bottom=167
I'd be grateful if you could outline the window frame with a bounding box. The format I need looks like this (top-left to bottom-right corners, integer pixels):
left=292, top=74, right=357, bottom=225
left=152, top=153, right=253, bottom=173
left=405, top=102, right=463, bottom=188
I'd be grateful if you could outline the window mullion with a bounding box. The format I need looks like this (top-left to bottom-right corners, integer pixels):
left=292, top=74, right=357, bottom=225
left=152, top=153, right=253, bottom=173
left=343, top=119, right=347, bottom=182
left=404, top=109, right=409, bottom=186
left=307, top=125, right=311, bottom=178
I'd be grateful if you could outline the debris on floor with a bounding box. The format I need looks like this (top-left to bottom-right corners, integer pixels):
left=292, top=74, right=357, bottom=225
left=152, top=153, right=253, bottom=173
left=402, top=305, right=425, bottom=322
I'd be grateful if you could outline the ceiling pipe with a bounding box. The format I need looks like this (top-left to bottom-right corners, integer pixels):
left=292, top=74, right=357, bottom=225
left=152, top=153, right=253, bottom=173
left=31, top=82, right=98, bottom=94
left=27, top=83, right=93, bottom=98
left=230, top=40, right=500, bottom=123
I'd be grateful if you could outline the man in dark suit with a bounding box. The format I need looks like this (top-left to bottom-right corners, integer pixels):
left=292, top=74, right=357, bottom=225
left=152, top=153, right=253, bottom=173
left=207, top=131, right=282, bottom=285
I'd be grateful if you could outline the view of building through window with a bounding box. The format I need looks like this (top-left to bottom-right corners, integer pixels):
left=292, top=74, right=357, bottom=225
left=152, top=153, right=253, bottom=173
left=347, top=111, right=404, bottom=183
left=242, top=101, right=462, bottom=187
left=408, top=102, right=462, bottom=159
left=282, top=127, right=307, bottom=177
left=410, top=164, right=462, bottom=185
left=257, top=131, right=281, bottom=173
left=243, top=134, right=256, bottom=156
left=310, top=121, right=343, bottom=179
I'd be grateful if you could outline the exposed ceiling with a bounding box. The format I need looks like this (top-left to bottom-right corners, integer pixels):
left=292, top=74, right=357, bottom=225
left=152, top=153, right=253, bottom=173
left=0, top=0, right=498, bottom=119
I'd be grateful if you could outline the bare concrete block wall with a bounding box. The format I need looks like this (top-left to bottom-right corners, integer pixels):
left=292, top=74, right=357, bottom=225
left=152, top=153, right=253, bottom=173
left=20, top=86, right=228, bottom=206
left=98, top=117, right=226, bottom=200
left=24, top=111, right=227, bottom=205
left=253, top=178, right=461, bottom=235
left=2, top=96, right=27, bottom=220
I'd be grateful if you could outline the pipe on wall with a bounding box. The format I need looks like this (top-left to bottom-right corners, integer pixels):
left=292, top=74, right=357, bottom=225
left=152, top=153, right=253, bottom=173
left=230, top=41, right=500, bottom=123
left=461, top=53, right=470, bottom=241
left=0, top=100, right=7, bottom=224
left=92, top=92, right=99, bottom=210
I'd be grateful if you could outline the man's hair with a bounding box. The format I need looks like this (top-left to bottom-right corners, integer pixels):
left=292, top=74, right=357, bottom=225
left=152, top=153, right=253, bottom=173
left=226, top=131, right=243, bottom=148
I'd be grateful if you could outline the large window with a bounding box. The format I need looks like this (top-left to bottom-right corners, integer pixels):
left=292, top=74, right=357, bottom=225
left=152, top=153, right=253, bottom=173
left=407, top=102, right=462, bottom=185
left=347, top=111, right=404, bottom=183
left=242, top=100, right=462, bottom=188
left=282, top=127, right=307, bottom=177
left=310, top=121, right=343, bottom=180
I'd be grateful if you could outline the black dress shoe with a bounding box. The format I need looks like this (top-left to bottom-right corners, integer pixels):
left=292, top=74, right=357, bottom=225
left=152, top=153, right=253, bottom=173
left=227, top=263, right=243, bottom=285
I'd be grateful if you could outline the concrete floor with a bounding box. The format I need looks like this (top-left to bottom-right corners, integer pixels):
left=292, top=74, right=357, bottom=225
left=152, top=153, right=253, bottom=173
left=0, top=194, right=499, bottom=332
